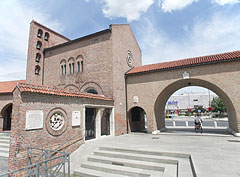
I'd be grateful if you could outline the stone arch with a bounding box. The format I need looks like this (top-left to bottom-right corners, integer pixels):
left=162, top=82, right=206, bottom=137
left=80, top=82, right=103, bottom=95
left=64, top=84, right=80, bottom=92
left=128, top=106, right=147, bottom=132
left=1, top=103, right=13, bottom=131
left=154, top=78, right=237, bottom=133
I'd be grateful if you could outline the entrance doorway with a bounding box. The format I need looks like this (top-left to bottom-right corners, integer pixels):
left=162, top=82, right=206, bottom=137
left=101, top=108, right=110, bottom=136
left=85, top=108, right=96, bottom=140
left=129, top=107, right=146, bottom=132
left=1, top=104, right=12, bottom=131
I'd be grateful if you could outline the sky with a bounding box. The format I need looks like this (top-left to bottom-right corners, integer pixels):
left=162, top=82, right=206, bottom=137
left=0, top=0, right=240, bottom=94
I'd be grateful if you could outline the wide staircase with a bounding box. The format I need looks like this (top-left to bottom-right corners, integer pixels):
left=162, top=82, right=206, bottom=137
left=0, top=132, right=10, bottom=175
left=73, top=146, right=196, bottom=177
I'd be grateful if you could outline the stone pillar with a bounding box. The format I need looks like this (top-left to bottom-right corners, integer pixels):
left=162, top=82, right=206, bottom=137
left=110, top=108, right=115, bottom=136
left=95, top=109, right=101, bottom=139
left=0, top=116, right=3, bottom=131
left=82, top=107, right=86, bottom=141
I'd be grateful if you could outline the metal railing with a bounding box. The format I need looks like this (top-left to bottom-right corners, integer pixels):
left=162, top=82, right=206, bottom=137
left=0, top=147, right=70, bottom=177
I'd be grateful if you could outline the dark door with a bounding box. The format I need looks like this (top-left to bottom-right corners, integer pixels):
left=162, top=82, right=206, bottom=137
left=85, top=108, right=96, bottom=140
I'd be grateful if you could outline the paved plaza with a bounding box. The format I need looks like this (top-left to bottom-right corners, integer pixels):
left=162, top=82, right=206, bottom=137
left=71, top=129, right=240, bottom=177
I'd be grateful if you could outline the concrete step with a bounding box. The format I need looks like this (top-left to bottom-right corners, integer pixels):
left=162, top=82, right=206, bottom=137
left=0, top=147, right=9, bottom=153
left=74, top=167, right=133, bottom=177
left=0, top=151, right=9, bottom=158
left=88, top=156, right=165, bottom=172
left=80, top=161, right=163, bottom=177
left=95, top=149, right=193, bottom=177
left=94, top=151, right=178, bottom=165
left=0, top=139, right=10, bottom=144
left=0, top=136, right=10, bottom=140
left=99, top=147, right=190, bottom=159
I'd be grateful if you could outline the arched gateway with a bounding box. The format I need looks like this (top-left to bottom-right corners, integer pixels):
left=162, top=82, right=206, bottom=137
left=126, top=50, right=240, bottom=135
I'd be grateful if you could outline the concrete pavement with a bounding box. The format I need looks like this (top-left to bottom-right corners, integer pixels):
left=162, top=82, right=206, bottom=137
left=71, top=130, right=240, bottom=177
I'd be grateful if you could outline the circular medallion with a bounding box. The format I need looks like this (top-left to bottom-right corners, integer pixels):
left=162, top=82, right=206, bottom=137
left=49, top=113, right=64, bottom=130
left=46, top=108, right=68, bottom=136
left=126, top=50, right=133, bottom=67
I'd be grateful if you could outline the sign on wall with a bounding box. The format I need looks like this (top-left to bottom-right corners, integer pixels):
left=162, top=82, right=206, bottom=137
left=26, top=110, right=43, bottom=130
left=72, top=111, right=81, bottom=126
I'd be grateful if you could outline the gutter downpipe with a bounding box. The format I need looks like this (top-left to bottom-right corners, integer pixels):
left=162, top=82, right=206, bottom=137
left=124, top=67, right=134, bottom=134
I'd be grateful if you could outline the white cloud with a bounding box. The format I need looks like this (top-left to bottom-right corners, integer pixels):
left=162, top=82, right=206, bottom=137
left=159, top=0, right=198, bottom=12
left=137, top=12, right=240, bottom=65
left=0, top=0, right=63, bottom=81
left=213, top=0, right=240, bottom=5
left=102, top=0, right=154, bottom=22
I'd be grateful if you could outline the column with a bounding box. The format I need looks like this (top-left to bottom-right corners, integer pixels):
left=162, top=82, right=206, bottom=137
left=110, top=108, right=115, bottom=136
left=82, top=106, right=86, bottom=141
left=95, top=108, right=101, bottom=139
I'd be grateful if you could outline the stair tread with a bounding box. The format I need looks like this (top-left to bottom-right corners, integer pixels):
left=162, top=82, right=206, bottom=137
left=0, top=152, right=9, bottom=158
left=99, top=147, right=190, bottom=158
left=74, top=167, right=128, bottom=177
left=94, top=150, right=180, bottom=165
left=80, top=161, right=163, bottom=177
left=88, top=155, right=167, bottom=171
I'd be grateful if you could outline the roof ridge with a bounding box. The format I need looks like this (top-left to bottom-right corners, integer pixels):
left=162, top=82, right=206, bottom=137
left=127, top=50, right=240, bottom=75
left=17, top=83, right=112, bottom=101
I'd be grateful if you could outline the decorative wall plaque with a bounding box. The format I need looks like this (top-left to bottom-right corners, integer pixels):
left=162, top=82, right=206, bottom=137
left=126, top=50, right=133, bottom=67
left=133, top=96, right=139, bottom=103
left=50, top=113, right=64, bottom=130
left=26, top=110, right=43, bottom=130
left=72, top=111, right=81, bottom=126
left=183, top=71, right=190, bottom=79
left=46, top=108, right=68, bottom=136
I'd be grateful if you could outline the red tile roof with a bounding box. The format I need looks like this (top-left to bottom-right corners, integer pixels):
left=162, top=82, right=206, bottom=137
left=127, top=50, right=240, bottom=75
left=16, top=83, right=113, bottom=101
left=0, top=80, right=26, bottom=94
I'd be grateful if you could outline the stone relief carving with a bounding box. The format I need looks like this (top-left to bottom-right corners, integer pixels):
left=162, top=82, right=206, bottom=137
left=127, top=50, right=133, bottom=67
left=49, top=113, right=64, bottom=131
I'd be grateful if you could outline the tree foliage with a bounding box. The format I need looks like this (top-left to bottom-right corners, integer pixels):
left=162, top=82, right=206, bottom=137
left=211, top=97, right=226, bottom=114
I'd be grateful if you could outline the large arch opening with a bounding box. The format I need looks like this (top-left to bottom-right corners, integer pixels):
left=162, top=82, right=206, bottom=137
left=1, top=103, right=13, bottom=131
left=154, top=78, right=237, bottom=133
left=129, top=106, right=147, bottom=132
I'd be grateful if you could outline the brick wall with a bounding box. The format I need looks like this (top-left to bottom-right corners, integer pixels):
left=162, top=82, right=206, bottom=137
left=127, top=60, right=240, bottom=133
left=26, top=21, right=70, bottom=85
left=9, top=87, right=112, bottom=170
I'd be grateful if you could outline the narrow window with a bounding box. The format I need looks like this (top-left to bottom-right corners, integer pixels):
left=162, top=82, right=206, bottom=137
left=35, top=53, right=41, bottom=62
left=81, top=61, right=83, bottom=72
left=64, top=64, right=66, bottom=75
left=35, top=65, right=40, bottom=75
left=61, top=65, right=64, bottom=75
left=72, top=63, right=74, bottom=73
left=69, top=63, right=71, bottom=74
left=37, top=29, right=43, bottom=38
left=36, top=41, right=42, bottom=50
left=44, top=32, right=49, bottom=41
left=77, top=61, right=80, bottom=73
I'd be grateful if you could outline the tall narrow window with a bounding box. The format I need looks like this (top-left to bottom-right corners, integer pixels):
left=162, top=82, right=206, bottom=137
left=61, top=65, right=64, bottom=75
left=44, top=32, right=49, bottom=41
left=36, top=41, right=42, bottom=50
left=72, top=63, right=74, bottom=73
left=69, top=63, right=72, bottom=74
left=81, top=61, right=83, bottom=72
left=35, top=65, right=40, bottom=75
left=64, top=64, right=66, bottom=75
left=35, top=53, right=41, bottom=62
left=37, top=29, right=43, bottom=38
left=77, top=62, right=80, bottom=73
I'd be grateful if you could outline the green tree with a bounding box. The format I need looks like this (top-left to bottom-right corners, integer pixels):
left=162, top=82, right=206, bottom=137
left=211, top=97, right=226, bottom=115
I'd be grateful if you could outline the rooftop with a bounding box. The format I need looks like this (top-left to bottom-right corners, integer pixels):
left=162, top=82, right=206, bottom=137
left=16, top=83, right=112, bottom=101
left=0, top=80, right=26, bottom=94
left=127, top=50, right=240, bottom=75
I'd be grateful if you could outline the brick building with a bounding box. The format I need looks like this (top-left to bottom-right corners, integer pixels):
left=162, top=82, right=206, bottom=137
left=1, top=20, right=240, bottom=171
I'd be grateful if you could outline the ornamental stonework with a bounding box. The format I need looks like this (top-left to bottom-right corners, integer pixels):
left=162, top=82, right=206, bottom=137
left=46, top=108, right=68, bottom=136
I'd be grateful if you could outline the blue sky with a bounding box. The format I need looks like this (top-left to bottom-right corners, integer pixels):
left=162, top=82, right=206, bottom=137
left=0, top=0, right=240, bottom=94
